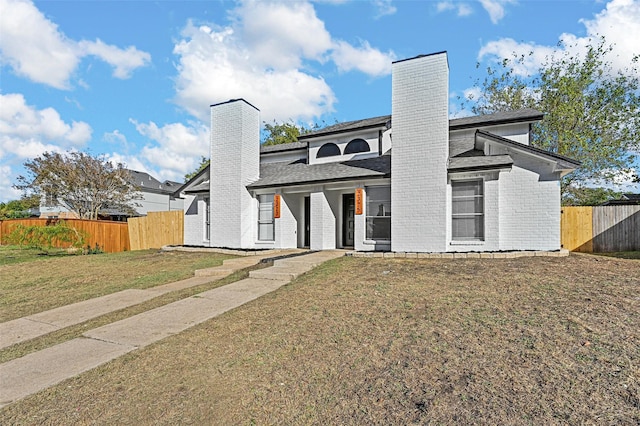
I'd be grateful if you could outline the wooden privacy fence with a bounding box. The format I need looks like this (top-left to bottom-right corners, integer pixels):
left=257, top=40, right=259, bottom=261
left=0, top=218, right=130, bottom=253
left=561, top=205, right=640, bottom=252
left=128, top=210, right=183, bottom=250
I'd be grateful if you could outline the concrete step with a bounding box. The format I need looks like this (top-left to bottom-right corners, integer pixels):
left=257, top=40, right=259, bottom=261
left=249, top=269, right=306, bottom=281
left=194, top=268, right=237, bottom=277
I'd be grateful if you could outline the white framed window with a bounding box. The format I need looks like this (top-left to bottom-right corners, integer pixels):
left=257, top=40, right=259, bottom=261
left=258, top=194, right=275, bottom=241
left=204, top=196, right=210, bottom=241
left=451, top=180, right=484, bottom=241
left=366, top=186, right=391, bottom=240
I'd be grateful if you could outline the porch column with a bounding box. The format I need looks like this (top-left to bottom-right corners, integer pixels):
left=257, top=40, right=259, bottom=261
left=310, top=189, right=336, bottom=250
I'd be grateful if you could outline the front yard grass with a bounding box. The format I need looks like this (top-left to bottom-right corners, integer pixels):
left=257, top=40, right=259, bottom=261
left=1, top=253, right=638, bottom=424
left=0, top=247, right=234, bottom=322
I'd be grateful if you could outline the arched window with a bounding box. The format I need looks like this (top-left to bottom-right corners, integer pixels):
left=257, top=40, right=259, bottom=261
left=344, top=138, right=370, bottom=154
left=317, top=143, right=341, bottom=158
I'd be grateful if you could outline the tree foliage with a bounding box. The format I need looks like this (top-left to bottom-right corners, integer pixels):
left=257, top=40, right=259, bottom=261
left=184, top=156, right=210, bottom=182
left=562, top=187, right=621, bottom=206
left=0, top=195, right=40, bottom=219
left=15, top=151, right=141, bottom=220
left=6, top=220, right=88, bottom=254
left=262, top=121, right=307, bottom=146
left=468, top=37, right=640, bottom=203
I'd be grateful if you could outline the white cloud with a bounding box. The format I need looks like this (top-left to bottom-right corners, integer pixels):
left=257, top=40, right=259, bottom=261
left=332, top=40, right=395, bottom=76
left=78, top=39, right=151, bottom=80
left=172, top=1, right=395, bottom=123
left=0, top=93, right=93, bottom=202
left=0, top=93, right=92, bottom=157
left=478, top=0, right=516, bottom=24
left=478, top=38, right=556, bottom=76
left=236, top=0, right=333, bottom=70
left=0, top=0, right=150, bottom=89
left=0, top=165, right=22, bottom=201
left=477, top=0, right=640, bottom=76
left=373, top=0, right=397, bottom=18
left=129, top=119, right=210, bottom=182
left=577, top=0, right=640, bottom=73
left=585, top=167, right=640, bottom=193
left=437, top=1, right=473, bottom=17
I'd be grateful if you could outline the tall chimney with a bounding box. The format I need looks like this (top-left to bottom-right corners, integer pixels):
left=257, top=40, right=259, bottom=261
left=391, top=52, right=449, bottom=252
left=209, top=99, right=260, bottom=248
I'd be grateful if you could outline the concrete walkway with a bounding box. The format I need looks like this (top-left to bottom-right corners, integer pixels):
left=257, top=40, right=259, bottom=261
left=0, top=250, right=345, bottom=408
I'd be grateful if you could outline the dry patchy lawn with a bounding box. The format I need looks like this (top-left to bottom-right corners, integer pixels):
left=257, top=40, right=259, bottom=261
left=1, top=253, right=639, bottom=425
left=0, top=248, right=233, bottom=322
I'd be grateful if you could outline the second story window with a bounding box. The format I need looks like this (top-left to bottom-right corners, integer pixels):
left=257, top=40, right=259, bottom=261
left=344, top=138, right=370, bottom=154
left=317, top=143, right=341, bottom=158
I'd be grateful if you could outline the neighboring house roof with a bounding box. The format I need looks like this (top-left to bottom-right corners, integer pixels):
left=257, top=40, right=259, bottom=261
left=247, top=153, right=391, bottom=189
left=601, top=193, right=640, bottom=205
left=127, top=170, right=180, bottom=195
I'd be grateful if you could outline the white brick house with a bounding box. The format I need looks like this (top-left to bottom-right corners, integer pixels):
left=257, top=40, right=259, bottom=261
left=177, top=51, right=578, bottom=253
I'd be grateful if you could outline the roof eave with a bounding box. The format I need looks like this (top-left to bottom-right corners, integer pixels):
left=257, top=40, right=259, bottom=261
left=247, top=173, right=390, bottom=190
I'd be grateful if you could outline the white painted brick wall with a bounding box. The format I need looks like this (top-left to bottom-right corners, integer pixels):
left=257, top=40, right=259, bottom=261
left=275, top=193, right=298, bottom=249
left=209, top=99, right=260, bottom=249
left=391, top=52, right=449, bottom=252
left=499, top=161, right=561, bottom=250
left=310, top=190, right=336, bottom=250
left=183, top=194, right=206, bottom=246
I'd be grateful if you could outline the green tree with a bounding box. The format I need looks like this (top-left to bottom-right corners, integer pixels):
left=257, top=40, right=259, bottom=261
left=184, top=156, right=210, bottom=182
left=563, top=187, right=621, bottom=206
left=467, top=37, right=640, bottom=204
left=0, top=195, right=40, bottom=219
left=15, top=151, right=140, bottom=220
left=261, top=121, right=308, bottom=146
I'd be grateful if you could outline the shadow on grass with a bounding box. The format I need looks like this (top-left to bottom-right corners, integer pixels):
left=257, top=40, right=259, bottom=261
left=593, top=251, right=640, bottom=260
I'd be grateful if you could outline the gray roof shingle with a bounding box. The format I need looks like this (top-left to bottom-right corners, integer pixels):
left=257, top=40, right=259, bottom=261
left=247, top=154, right=391, bottom=189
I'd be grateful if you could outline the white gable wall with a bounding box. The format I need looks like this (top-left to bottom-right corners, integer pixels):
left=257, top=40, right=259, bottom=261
left=183, top=194, right=208, bottom=246
left=498, top=157, right=561, bottom=251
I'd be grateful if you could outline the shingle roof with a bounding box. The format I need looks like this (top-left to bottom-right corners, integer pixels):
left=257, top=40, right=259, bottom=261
left=127, top=170, right=177, bottom=194
left=183, top=182, right=210, bottom=193
left=247, top=154, right=391, bottom=189
left=475, top=130, right=580, bottom=170
left=450, top=108, right=544, bottom=130
left=260, top=141, right=308, bottom=153
left=296, top=108, right=545, bottom=141
left=298, top=115, right=392, bottom=140
left=448, top=153, right=513, bottom=172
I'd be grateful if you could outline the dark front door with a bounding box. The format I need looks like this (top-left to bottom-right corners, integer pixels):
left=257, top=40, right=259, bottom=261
left=304, top=196, right=311, bottom=248
left=343, top=194, right=355, bottom=247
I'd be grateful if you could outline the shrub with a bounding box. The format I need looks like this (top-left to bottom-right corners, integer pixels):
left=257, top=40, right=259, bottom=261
left=7, top=220, right=88, bottom=254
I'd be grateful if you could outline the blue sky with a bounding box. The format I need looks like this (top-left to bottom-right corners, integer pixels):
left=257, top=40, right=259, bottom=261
left=1, top=0, right=639, bottom=202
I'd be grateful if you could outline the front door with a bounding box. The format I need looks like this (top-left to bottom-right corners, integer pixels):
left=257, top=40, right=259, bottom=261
left=304, top=196, right=311, bottom=248
left=343, top=194, right=355, bottom=247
